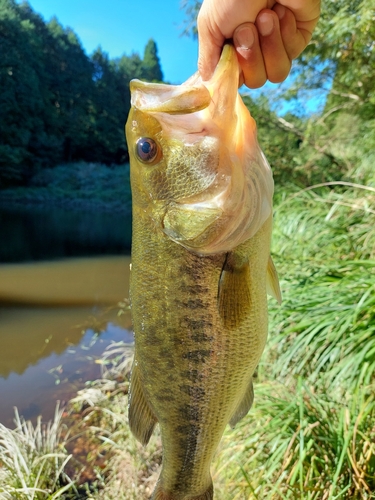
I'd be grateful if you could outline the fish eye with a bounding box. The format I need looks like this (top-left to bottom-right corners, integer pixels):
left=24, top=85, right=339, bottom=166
left=136, top=137, right=161, bottom=164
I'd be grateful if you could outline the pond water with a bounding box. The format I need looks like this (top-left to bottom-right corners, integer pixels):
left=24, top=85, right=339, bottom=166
left=0, top=206, right=133, bottom=427
left=0, top=205, right=131, bottom=263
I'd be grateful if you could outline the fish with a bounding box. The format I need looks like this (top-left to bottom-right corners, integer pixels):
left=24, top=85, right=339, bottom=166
left=125, top=43, right=281, bottom=500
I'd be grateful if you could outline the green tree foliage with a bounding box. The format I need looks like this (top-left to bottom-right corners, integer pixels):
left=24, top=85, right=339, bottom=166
left=0, top=0, right=46, bottom=184
left=180, top=0, right=200, bottom=37
left=0, top=0, right=164, bottom=186
left=298, top=0, right=375, bottom=117
left=43, top=16, right=95, bottom=163
left=84, top=48, right=127, bottom=164
left=181, top=0, right=375, bottom=187
left=141, top=38, right=163, bottom=82
left=281, top=0, right=375, bottom=184
left=118, top=52, right=144, bottom=81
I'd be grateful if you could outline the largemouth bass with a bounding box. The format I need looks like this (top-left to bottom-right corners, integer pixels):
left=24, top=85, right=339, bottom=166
left=125, top=43, right=281, bottom=500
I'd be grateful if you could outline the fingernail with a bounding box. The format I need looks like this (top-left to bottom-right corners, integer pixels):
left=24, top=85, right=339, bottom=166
left=276, top=5, right=286, bottom=20
left=257, top=13, right=274, bottom=37
left=233, top=26, right=254, bottom=50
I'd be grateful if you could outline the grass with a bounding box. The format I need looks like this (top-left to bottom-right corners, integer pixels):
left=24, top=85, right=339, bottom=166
left=218, top=181, right=375, bottom=499
left=267, top=259, right=375, bottom=389
left=0, top=405, right=77, bottom=500
left=212, top=381, right=375, bottom=499
left=266, top=183, right=375, bottom=390
left=69, top=341, right=162, bottom=500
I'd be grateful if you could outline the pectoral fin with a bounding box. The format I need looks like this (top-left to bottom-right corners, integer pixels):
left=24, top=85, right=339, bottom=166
left=229, top=378, right=254, bottom=427
left=128, top=362, right=157, bottom=446
left=267, top=256, right=282, bottom=304
left=218, top=254, right=251, bottom=330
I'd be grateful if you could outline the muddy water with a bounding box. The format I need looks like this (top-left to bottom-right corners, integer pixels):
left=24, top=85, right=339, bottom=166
left=0, top=257, right=133, bottom=427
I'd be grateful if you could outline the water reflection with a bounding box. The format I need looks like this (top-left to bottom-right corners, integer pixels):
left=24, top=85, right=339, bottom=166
left=0, top=256, right=132, bottom=426
left=0, top=318, right=134, bottom=427
left=0, top=206, right=131, bottom=263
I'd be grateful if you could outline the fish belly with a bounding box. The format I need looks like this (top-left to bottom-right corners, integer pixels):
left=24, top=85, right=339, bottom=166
left=129, top=212, right=271, bottom=499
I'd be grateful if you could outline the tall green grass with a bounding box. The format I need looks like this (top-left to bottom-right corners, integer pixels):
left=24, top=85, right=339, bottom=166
left=267, top=183, right=375, bottom=389
left=267, top=259, right=375, bottom=389
left=0, top=405, right=77, bottom=500
left=213, top=381, right=375, bottom=499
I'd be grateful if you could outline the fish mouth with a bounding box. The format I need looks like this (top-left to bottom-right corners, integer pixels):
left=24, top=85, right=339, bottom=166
left=129, top=43, right=240, bottom=119
left=128, top=45, right=273, bottom=256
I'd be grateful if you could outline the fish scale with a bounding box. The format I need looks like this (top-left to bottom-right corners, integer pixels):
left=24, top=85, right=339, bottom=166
left=126, top=44, right=281, bottom=500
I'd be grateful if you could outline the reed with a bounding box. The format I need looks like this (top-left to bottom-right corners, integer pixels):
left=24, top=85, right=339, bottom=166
left=267, top=183, right=375, bottom=389
left=213, top=381, right=375, bottom=499
left=0, top=405, right=77, bottom=500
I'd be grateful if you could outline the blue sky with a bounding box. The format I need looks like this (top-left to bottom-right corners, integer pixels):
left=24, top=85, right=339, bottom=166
left=20, top=0, right=324, bottom=115
left=22, top=0, right=199, bottom=85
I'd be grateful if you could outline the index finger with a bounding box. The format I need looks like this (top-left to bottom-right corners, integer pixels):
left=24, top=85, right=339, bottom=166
left=197, top=12, right=225, bottom=81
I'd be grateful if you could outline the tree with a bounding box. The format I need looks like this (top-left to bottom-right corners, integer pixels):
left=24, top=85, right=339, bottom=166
left=141, top=39, right=163, bottom=82
left=44, top=16, right=95, bottom=162
left=0, top=0, right=46, bottom=185
left=180, top=0, right=200, bottom=37
left=0, top=0, right=96, bottom=183
left=83, top=47, right=127, bottom=163
left=288, top=0, right=375, bottom=182
left=0, top=0, right=166, bottom=185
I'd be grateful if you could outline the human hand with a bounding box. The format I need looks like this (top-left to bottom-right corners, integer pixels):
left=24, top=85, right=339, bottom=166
left=197, top=0, right=321, bottom=88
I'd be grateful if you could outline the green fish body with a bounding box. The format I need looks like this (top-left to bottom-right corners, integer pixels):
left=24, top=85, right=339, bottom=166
left=125, top=44, right=280, bottom=500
